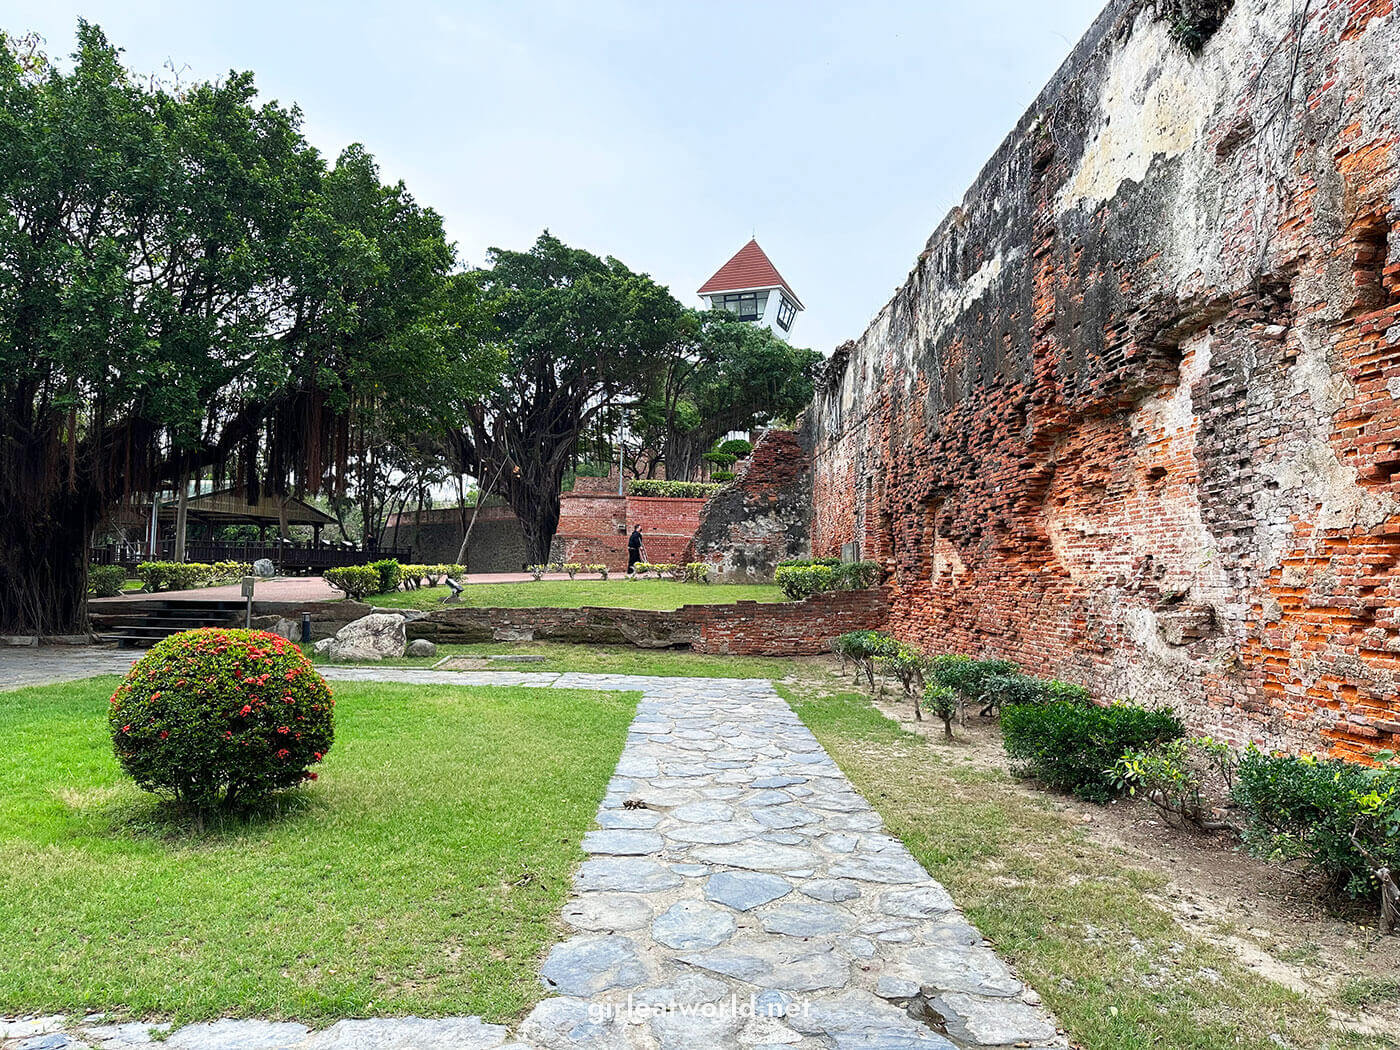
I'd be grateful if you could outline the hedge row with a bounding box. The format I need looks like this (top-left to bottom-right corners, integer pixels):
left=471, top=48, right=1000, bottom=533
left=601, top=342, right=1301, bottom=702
left=136, top=561, right=253, bottom=593
left=828, top=630, right=1400, bottom=929
left=776, top=561, right=880, bottom=600
left=626, top=480, right=721, bottom=498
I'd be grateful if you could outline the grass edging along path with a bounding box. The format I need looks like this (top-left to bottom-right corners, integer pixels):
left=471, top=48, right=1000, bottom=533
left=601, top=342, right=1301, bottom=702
left=369, top=578, right=784, bottom=611
left=779, top=677, right=1395, bottom=1050
left=0, top=677, right=638, bottom=1026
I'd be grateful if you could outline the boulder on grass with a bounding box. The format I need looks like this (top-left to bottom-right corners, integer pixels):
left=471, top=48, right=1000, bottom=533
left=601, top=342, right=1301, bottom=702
left=323, top=613, right=407, bottom=661
left=407, top=638, right=437, bottom=658
left=253, top=558, right=276, bottom=578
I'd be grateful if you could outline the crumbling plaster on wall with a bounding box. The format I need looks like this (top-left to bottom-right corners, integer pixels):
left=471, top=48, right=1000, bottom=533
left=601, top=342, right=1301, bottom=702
left=806, top=0, right=1400, bottom=758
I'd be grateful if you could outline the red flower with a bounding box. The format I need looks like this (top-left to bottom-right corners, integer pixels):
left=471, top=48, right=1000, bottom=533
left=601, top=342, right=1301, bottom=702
left=239, top=704, right=252, bottom=717
left=120, top=724, right=131, bottom=733
left=150, top=691, right=161, bottom=701
left=274, top=748, right=290, bottom=760
left=277, top=726, right=290, bottom=734
left=307, top=772, right=318, bottom=781
left=158, top=730, right=169, bottom=740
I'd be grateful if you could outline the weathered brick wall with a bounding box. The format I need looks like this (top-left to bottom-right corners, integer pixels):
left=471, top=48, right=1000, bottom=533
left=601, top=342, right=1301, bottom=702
left=627, top=496, right=708, bottom=565
left=398, top=587, right=889, bottom=656
left=689, top=429, right=814, bottom=580
left=389, top=489, right=710, bottom=573
left=808, top=0, right=1400, bottom=760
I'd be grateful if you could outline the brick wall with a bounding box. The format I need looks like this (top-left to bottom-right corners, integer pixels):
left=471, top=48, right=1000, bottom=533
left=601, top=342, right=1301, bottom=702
left=396, top=587, right=889, bottom=656
left=806, top=0, right=1400, bottom=760
left=388, top=489, right=711, bottom=573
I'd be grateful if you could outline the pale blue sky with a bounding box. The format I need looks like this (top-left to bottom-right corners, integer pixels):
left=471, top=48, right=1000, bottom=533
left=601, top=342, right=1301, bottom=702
left=4, top=1, right=1104, bottom=352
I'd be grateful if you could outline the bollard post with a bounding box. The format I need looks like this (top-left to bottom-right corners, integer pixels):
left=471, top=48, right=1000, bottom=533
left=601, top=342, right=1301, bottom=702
left=301, top=612, right=311, bottom=644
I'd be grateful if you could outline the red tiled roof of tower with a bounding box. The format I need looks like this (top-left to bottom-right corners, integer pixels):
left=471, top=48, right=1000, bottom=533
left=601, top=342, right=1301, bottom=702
left=697, top=239, right=803, bottom=307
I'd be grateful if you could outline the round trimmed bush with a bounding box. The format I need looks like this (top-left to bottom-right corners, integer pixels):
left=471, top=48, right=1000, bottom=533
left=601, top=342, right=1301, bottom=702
left=109, top=628, right=334, bottom=815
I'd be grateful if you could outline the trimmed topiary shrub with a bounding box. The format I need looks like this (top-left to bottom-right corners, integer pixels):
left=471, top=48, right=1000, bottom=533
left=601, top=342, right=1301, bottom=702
left=831, top=561, right=882, bottom=590
left=928, top=655, right=1021, bottom=716
left=323, top=565, right=380, bottom=601
left=368, top=558, right=402, bottom=595
left=89, top=564, right=128, bottom=598
left=1001, top=700, right=1185, bottom=803
left=108, top=628, right=334, bottom=819
left=683, top=562, right=710, bottom=583
left=626, top=480, right=721, bottom=498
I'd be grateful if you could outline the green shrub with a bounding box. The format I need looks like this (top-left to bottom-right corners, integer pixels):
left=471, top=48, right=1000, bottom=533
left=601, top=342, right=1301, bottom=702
left=710, top=470, right=735, bottom=482
left=928, top=655, right=1021, bottom=715
left=777, top=556, right=841, bottom=569
left=978, top=671, right=1051, bottom=712
left=1234, top=749, right=1400, bottom=900
left=323, top=565, right=380, bottom=601
left=587, top=563, right=609, bottom=579
left=527, top=564, right=547, bottom=581
left=368, top=558, right=401, bottom=595
left=702, top=450, right=737, bottom=469
left=397, top=564, right=428, bottom=590
left=210, top=560, right=252, bottom=581
left=1001, top=700, right=1185, bottom=802
left=879, top=642, right=930, bottom=717
left=88, top=564, right=129, bottom=598
left=683, top=562, right=710, bottom=584
left=831, top=561, right=882, bottom=590
left=775, top=564, right=836, bottom=600
left=136, top=561, right=216, bottom=592
left=626, top=480, right=722, bottom=498
left=831, top=629, right=897, bottom=689
left=717, top=438, right=752, bottom=458
left=925, top=684, right=959, bottom=738
left=1042, top=678, right=1091, bottom=705
left=1113, top=737, right=1238, bottom=831
left=108, top=628, right=334, bottom=818
left=562, top=562, right=582, bottom=579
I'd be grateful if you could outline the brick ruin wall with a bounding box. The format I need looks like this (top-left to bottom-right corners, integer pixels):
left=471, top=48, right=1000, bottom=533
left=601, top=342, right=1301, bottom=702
left=806, top=0, right=1400, bottom=760
left=689, top=429, right=813, bottom=580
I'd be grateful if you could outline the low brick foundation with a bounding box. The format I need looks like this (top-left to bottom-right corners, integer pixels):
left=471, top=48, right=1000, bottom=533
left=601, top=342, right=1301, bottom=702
left=248, top=589, right=889, bottom=657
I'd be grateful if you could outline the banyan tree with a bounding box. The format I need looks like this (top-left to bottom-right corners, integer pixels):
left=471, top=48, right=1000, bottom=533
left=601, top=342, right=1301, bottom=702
left=0, top=24, right=498, bottom=635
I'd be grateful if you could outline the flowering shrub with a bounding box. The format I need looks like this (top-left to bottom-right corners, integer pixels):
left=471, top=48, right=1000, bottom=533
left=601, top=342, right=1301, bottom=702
left=588, top=563, right=609, bottom=579
left=109, top=628, right=334, bottom=817
left=563, top=562, right=582, bottom=579
left=324, top=565, right=380, bottom=601
left=683, top=562, right=710, bottom=583
left=528, top=564, right=547, bottom=581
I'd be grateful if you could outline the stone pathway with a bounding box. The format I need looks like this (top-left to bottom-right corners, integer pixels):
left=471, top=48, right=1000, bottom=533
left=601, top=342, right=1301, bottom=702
left=1, top=659, right=1063, bottom=1050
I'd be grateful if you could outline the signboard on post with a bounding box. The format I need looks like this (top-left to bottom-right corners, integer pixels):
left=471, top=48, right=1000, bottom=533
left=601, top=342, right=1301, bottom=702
left=240, top=576, right=256, bottom=628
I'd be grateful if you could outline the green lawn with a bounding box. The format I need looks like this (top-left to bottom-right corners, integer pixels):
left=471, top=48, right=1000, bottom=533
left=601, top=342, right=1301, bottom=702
left=371, top=579, right=784, bottom=611
left=0, top=677, right=637, bottom=1025
left=311, top=640, right=798, bottom=678
left=781, top=676, right=1390, bottom=1050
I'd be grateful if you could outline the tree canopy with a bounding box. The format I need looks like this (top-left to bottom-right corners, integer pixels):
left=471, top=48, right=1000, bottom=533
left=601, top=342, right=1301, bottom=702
left=0, top=23, right=498, bottom=633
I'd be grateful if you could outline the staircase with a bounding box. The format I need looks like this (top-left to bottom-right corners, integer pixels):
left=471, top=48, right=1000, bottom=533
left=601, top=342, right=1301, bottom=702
left=91, top=599, right=246, bottom=649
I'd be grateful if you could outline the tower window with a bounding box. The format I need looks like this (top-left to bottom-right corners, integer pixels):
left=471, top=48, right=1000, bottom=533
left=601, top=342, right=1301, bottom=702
left=720, top=292, right=765, bottom=321
left=776, top=294, right=796, bottom=331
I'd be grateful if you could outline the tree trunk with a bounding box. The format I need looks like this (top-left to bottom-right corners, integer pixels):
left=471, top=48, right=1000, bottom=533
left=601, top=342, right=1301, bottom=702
left=0, top=491, right=97, bottom=636
left=513, top=487, right=561, bottom=565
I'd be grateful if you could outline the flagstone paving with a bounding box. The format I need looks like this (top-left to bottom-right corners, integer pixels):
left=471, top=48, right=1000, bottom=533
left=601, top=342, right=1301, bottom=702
left=0, top=658, right=1064, bottom=1050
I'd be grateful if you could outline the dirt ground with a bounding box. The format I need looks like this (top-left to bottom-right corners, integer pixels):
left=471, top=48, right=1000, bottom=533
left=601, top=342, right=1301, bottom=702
left=836, top=671, right=1400, bottom=1040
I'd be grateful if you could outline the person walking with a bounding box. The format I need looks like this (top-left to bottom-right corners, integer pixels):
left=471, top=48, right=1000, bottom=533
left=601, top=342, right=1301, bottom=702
left=627, top=525, right=646, bottom=575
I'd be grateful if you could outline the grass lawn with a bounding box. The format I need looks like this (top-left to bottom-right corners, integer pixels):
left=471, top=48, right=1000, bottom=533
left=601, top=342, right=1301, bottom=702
left=371, top=579, right=784, bottom=611
left=309, top=641, right=798, bottom=678
left=781, top=676, right=1391, bottom=1050
left=0, top=677, right=638, bottom=1025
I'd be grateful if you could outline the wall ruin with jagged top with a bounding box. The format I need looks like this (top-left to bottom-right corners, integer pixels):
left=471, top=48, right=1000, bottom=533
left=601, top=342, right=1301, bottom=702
left=808, top=0, right=1400, bottom=759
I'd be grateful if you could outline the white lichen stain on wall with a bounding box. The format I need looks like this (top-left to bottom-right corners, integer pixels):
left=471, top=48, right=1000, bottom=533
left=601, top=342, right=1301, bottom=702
left=1057, top=16, right=1215, bottom=214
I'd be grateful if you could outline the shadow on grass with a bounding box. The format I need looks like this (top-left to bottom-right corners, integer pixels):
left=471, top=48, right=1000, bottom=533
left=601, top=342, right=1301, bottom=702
left=95, top=784, right=328, bottom=846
